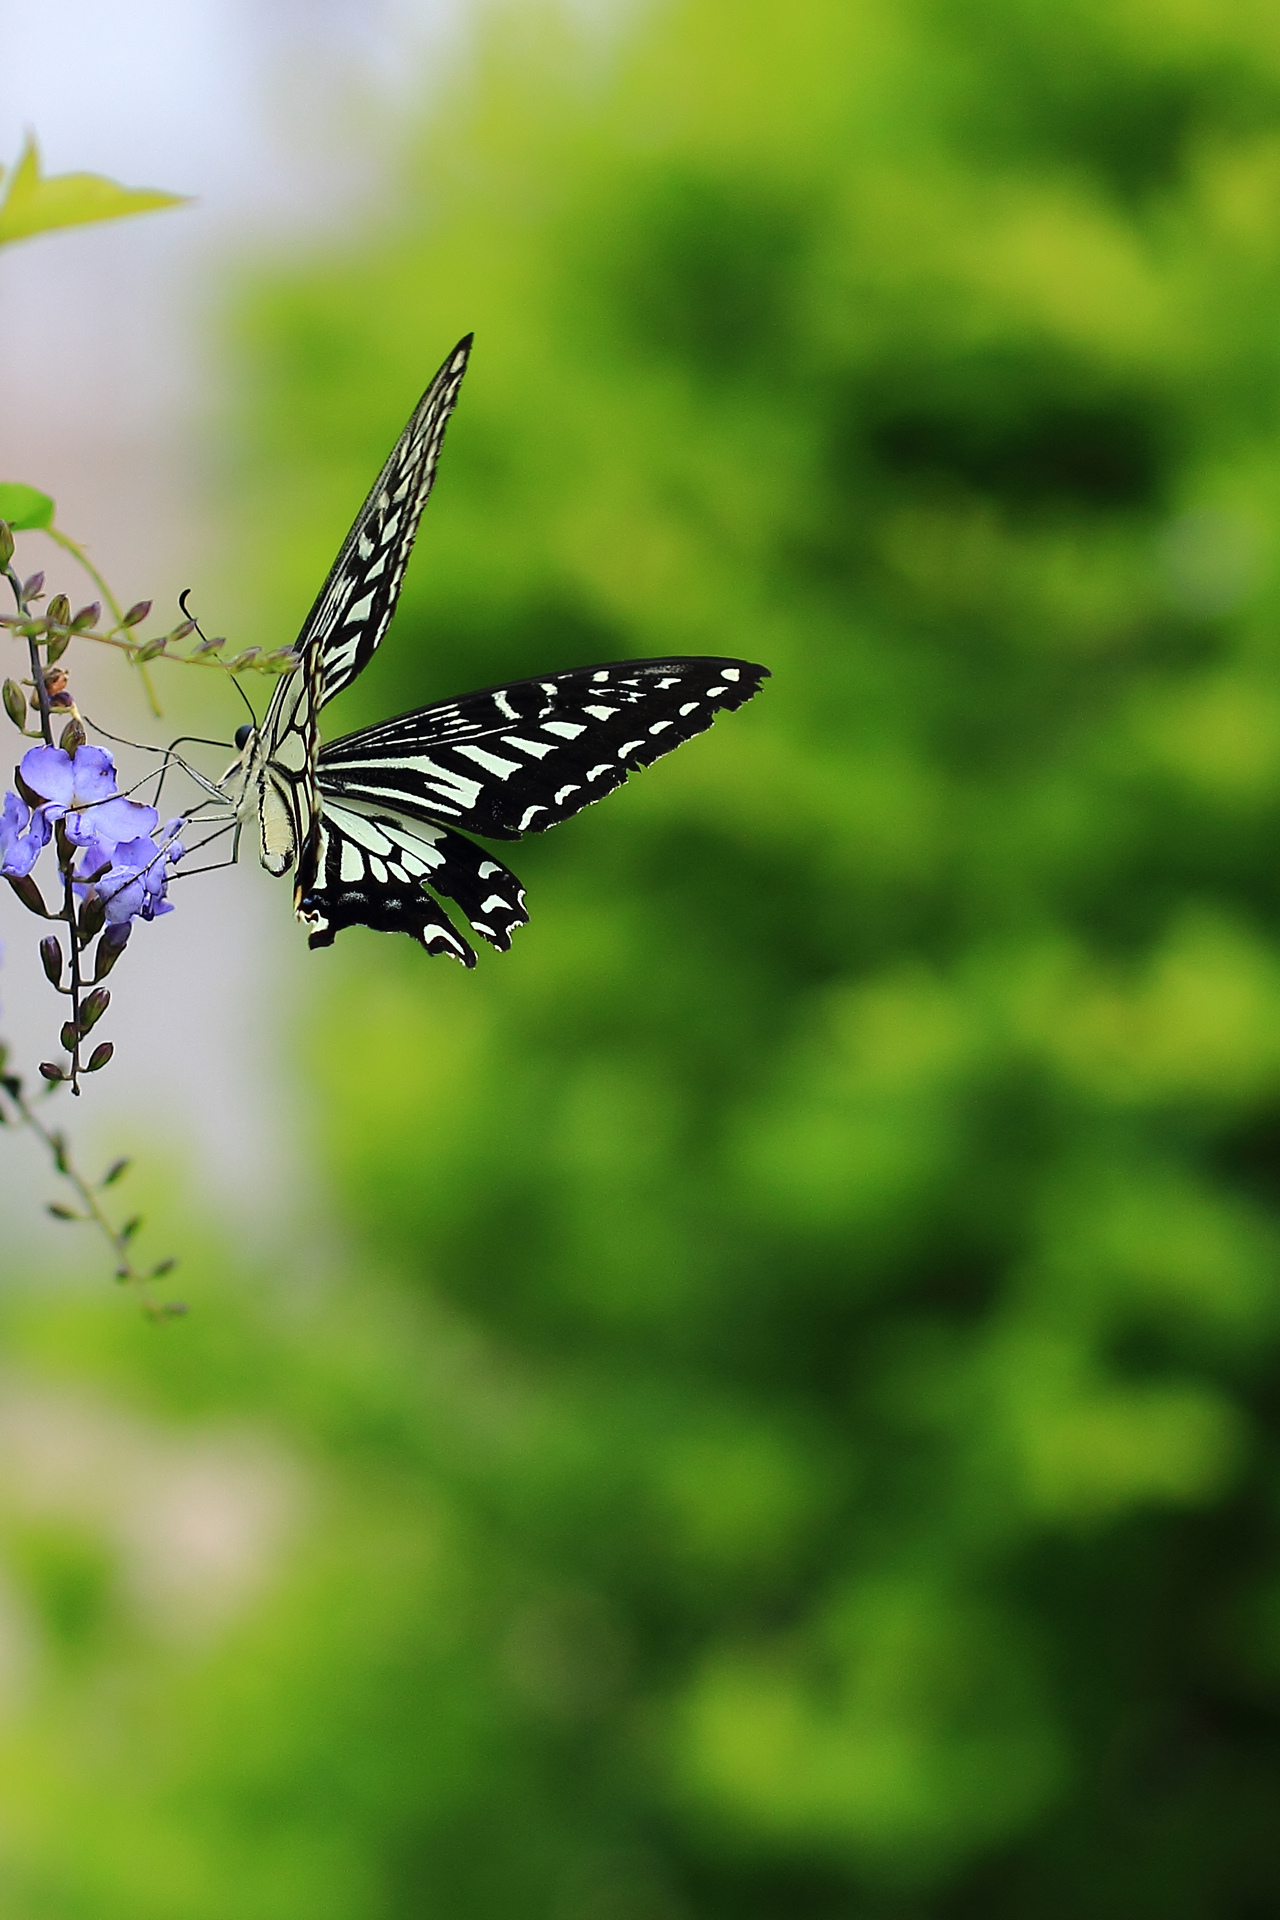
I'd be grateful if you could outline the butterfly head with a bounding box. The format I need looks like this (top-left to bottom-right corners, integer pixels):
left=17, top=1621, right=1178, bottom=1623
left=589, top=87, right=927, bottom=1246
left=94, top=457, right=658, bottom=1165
left=234, top=723, right=255, bottom=752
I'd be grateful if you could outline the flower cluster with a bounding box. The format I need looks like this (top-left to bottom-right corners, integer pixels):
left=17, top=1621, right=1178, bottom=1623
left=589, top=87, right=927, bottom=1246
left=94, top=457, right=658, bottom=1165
left=2, top=549, right=191, bottom=1309
left=4, top=743, right=185, bottom=925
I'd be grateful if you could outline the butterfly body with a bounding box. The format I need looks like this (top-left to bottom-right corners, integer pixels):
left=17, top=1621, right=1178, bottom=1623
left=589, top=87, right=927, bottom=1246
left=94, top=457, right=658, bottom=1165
left=228, top=337, right=767, bottom=964
left=234, top=653, right=322, bottom=877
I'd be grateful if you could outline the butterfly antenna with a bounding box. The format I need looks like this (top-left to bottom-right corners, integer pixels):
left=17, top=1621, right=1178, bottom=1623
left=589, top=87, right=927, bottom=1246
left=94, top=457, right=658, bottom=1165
left=179, top=587, right=260, bottom=731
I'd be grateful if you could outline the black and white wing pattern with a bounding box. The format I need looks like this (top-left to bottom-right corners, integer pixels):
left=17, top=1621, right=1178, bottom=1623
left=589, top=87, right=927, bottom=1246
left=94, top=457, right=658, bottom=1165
left=294, top=807, right=528, bottom=965
left=231, top=331, right=769, bottom=957
left=295, top=656, right=767, bottom=961
left=296, top=334, right=472, bottom=711
left=239, top=335, right=473, bottom=877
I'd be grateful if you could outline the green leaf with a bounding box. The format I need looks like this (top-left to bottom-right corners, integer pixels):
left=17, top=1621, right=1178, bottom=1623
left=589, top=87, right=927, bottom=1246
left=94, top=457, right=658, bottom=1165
left=0, top=482, right=54, bottom=531
left=0, top=134, right=188, bottom=248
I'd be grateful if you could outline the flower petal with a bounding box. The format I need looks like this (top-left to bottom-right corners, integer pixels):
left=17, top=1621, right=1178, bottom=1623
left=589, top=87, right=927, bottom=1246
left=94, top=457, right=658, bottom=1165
left=1, top=790, right=30, bottom=838
left=19, top=746, right=74, bottom=805
left=75, top=834, right=116, bottom=882
left=67, top=745, right=118, bottom=806
left=103, top=878, right=147, bottom=925
left=69, top=797, right=158, bottom=847
left=104, top=835, right=159, bottom=873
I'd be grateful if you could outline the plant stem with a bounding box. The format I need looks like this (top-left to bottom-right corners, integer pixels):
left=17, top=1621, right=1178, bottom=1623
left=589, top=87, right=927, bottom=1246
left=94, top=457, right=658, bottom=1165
left=6, top=566, right=54, bottom=745
left=0, top=1079, right=179, bottom=1318
left=63, top=870, right=83, bottom=1096
left=45, top=524, right=161, bottom=716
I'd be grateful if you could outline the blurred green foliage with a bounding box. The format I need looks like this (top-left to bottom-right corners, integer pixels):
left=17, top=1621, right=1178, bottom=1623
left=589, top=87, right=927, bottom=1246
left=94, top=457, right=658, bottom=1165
left=11, top=0, right=1280, bottom=1912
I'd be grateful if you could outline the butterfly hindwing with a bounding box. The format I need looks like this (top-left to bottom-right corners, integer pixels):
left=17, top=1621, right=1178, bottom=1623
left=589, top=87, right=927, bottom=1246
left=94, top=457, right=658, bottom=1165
left=294, top=802, right=528, bottom=963
left=315, top=656, right=768, bottom=840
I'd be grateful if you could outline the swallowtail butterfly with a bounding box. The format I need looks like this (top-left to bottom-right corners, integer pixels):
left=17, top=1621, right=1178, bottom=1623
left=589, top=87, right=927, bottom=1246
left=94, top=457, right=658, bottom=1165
left=230, top=336, right=767, bottom=965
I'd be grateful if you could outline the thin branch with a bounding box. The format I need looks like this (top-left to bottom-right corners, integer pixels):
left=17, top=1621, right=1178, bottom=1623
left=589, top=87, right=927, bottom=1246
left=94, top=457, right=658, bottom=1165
left=44, top=524, right=161, bottom=716
left=62, top=865, right=84, bottom=1094
left=6, top=565, right=55, bottom=746
left=2, top=612, right=296, bottom=678
left=0, top=1073, right=182, bottom=1319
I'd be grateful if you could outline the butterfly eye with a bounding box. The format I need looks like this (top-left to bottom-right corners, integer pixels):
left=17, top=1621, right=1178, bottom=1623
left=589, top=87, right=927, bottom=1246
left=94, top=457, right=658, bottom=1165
left=234, top=724, right=254, bottom=752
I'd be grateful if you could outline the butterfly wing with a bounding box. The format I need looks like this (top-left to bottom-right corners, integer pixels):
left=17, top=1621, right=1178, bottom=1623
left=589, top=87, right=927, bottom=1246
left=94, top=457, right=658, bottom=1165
left=298, top=655, right=767, bottom=957
left=297, top=334, right=473, bottom=711
left=316, top=656, right=768, bottom=839
left=245, top=335, right=473, bottom=872
left=294, top=804, right=527, bottom=963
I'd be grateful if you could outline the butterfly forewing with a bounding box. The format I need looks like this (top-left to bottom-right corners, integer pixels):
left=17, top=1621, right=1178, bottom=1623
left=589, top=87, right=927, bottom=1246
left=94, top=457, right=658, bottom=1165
left=293, top=334, right=472, bottom=713
left=244, top=335, right=472, bottom=874
left=315, top=656, right=768, bottom=841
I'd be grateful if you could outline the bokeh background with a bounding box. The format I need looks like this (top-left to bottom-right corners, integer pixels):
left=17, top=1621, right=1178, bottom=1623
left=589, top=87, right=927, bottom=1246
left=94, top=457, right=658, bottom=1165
left=6, top=0, right=1280, bottom=1913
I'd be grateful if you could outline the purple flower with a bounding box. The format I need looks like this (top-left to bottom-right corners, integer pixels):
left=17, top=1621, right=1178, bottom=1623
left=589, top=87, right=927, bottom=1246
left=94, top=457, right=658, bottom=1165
left=19, top=744, right=156, bottom=851
left=85, top=831, right=184, bottom=927
left=74, top=833, right=117, bottom=884
left=0, top=789, right=51, bottom=879
left=21, top=744, right=116, bottom=810
left=15, top=742, right=187, bottom=929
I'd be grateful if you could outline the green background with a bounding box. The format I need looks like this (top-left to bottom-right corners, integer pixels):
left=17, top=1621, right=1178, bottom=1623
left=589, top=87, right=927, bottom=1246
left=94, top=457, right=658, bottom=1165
left=9, top=0, right=1280, bottom=1910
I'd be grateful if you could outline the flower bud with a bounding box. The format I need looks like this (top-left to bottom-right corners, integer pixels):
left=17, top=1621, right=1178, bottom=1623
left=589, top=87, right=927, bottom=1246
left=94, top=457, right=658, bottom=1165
left=134, top=635, right=167, bottom=661
left=86, top=1042, right=114, bottom=1073
left=0, top=522, right=13, bottom=569
left=3, top=679, right=27, bottom=731
left=100, top=1158, right=130, bottom=1188
left=170, top=619, right=197, bottom=641
left=21, top=572, right=44, bottom=602
left=46, top=593, right=70, bottom=626
left=81, top=987, right=110, bottom=1031
left=78, top=895, right=106, bottom=941
left=93, top=925, right=130, bottom=980
left=45, top=630, right=72, bottom=664
left=60, top=1020, right=79, bottom=1052
left=6, top=875, right=48, bottom=919
left=122, top=600, right=152, bottom=628
left=59, top=716, right=86, bottom=753
left=229, top=648, right=261, bottom=670
left=37, top=1061, right=65, bottom=1082
left=39, top=936, right=63, bottom=986
left=47, top=1203, right=80, bottom=1221
left=193, top=635, right=225, bottom=655
left=70, top=603, right=100, bottom=632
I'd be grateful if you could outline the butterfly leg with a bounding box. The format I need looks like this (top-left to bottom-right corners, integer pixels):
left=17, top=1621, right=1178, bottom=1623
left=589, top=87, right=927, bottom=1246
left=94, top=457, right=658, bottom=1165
left=167, top=819, right=242, bottom=877
left=82, top=717, right=234, bottom=809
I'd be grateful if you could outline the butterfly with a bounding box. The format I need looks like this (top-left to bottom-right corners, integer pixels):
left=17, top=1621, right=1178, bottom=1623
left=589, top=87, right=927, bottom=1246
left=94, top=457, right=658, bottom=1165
left=231, top=336, right=767, bottom=966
